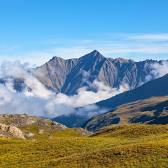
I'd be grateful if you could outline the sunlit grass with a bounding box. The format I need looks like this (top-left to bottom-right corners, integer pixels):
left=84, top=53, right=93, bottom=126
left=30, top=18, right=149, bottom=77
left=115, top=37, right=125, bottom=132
left=0, top=124, right=167, bottom=168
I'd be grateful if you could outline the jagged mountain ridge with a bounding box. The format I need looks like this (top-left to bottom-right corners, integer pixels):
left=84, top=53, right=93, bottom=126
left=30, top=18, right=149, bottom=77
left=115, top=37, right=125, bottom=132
left=34, top=56, right=78, bottom=92
left=34, top=50, right=163, bottom=95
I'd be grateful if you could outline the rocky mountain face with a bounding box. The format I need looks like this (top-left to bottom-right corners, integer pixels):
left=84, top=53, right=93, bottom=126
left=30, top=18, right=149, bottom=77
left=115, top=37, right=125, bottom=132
left=0, top=123, right=25, bottom=139
left=34, top=50, right=162, bottom=95
left=34, top=57, right=78, bottom=93
left=0, top=50, right=164, bottom=95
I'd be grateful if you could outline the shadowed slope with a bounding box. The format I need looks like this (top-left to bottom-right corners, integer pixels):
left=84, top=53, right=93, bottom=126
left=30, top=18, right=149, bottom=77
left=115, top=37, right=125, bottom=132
left=96, top=74, right=168, bottom=110
left=84, top=96, right=168, bottom=131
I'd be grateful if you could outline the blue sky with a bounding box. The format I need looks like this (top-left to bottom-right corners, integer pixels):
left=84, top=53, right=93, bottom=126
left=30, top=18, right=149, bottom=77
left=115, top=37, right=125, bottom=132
left=0, top=0, right=168, bottom=65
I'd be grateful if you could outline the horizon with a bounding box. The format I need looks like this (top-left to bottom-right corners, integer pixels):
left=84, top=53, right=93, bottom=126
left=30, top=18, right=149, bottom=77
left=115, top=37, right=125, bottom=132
left=45, top=49, right=168, bottom=66
left=1, top=49, right=168, bottom=68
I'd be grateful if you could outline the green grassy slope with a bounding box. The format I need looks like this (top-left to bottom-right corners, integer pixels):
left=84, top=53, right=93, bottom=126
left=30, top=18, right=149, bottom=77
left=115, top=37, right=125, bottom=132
left=0, top=124, right=167, bottom=168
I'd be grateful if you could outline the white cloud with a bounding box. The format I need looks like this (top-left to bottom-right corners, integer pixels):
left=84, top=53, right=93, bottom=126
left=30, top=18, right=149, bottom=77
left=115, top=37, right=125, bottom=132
left=0, top=57, right=168, bottom=120
left=146, top=61, right=168, bottom=81
left=130, top=33, right=168, bottom=41
left=0, top=61, right=129, bottom=119
left=0, top=61, right=52, bottom=98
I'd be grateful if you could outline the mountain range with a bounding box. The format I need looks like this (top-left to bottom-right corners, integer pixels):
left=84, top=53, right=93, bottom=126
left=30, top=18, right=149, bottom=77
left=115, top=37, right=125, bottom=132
left=34, top=50, right=163, bottom=95
left=0, top=50, right=168, bottom=129
left=34, top=50, right=168, bottom=127
left=64, top=73, right=167, bottom=128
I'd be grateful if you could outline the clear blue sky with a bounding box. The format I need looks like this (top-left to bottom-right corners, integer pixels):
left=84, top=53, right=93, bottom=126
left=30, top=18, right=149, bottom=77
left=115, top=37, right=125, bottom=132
left=0, top=0, right=168, bottom=65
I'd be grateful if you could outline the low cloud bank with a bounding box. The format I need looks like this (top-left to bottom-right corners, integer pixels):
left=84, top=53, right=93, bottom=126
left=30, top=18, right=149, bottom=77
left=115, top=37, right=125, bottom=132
left=0, top=61, right=129, bottom=118
left=1, top=60, right=167, bottom=119
left=146, top=61, right=168, bottom=81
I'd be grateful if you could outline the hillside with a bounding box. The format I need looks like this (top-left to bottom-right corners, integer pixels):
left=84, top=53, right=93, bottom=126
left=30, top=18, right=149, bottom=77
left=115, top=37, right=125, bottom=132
left=0, top=124, right=167, bottom=167
left=84, top=96, right=168, bottom=131
left=96, top=74, right=168, bottom=110
left=54, top=75, right=168, bottom=128
left=91, top=124, right=168, bottom=138
left=0, top=114, right=67, bottom=139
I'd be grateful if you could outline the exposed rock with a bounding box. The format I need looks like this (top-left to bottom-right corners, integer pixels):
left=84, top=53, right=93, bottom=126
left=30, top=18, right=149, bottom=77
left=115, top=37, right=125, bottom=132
left=0, top=50, right=166, bottom=96
left=34, top=50, right=164, bottom=95
left=34, top=56, right=78, bottom=93
left=0, top=114, right=67, bottom=139
left=0, top=123, right=25, bottom=139
left=25, top=132, right=34, bottom=138
left=0, top=114, right=67, bottom=130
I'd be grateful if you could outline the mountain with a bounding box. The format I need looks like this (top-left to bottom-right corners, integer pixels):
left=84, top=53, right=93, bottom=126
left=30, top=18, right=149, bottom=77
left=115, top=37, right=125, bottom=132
left=84, top=96, right=168, bottom=132
left=34, top=50, right=162, bottom=95
left=34, top=56, right=78, bottom=93
left=54, top=74, right=168, bottom=128
left=0, top=50, right=165, bottom=95
left=83, top=74, right=168, bottom=131
left=53, top=113, right=88, bottom=128
left=1, top=50, right=168, bottom=129
left=61, top=50, right=107, bottom=94
left=96, top=74, right=168, bottom=110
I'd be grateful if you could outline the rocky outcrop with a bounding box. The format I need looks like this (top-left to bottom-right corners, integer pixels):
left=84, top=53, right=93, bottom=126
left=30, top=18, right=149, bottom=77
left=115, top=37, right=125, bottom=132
left=0, top=114, right=66, bottom=130
left=0, top=123, right=25, bottom=139
left=0, top=114, right=67, bottom=139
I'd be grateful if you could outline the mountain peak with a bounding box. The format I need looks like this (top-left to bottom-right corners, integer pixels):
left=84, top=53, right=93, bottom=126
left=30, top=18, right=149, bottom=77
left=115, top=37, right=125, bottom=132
left=80, top=50, right=105, bottom=61
left=91, top=49, right=100, bottom=55
left=50, top=56, right=65, bottom=62
left=90, top=50, right=103, bottom=56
